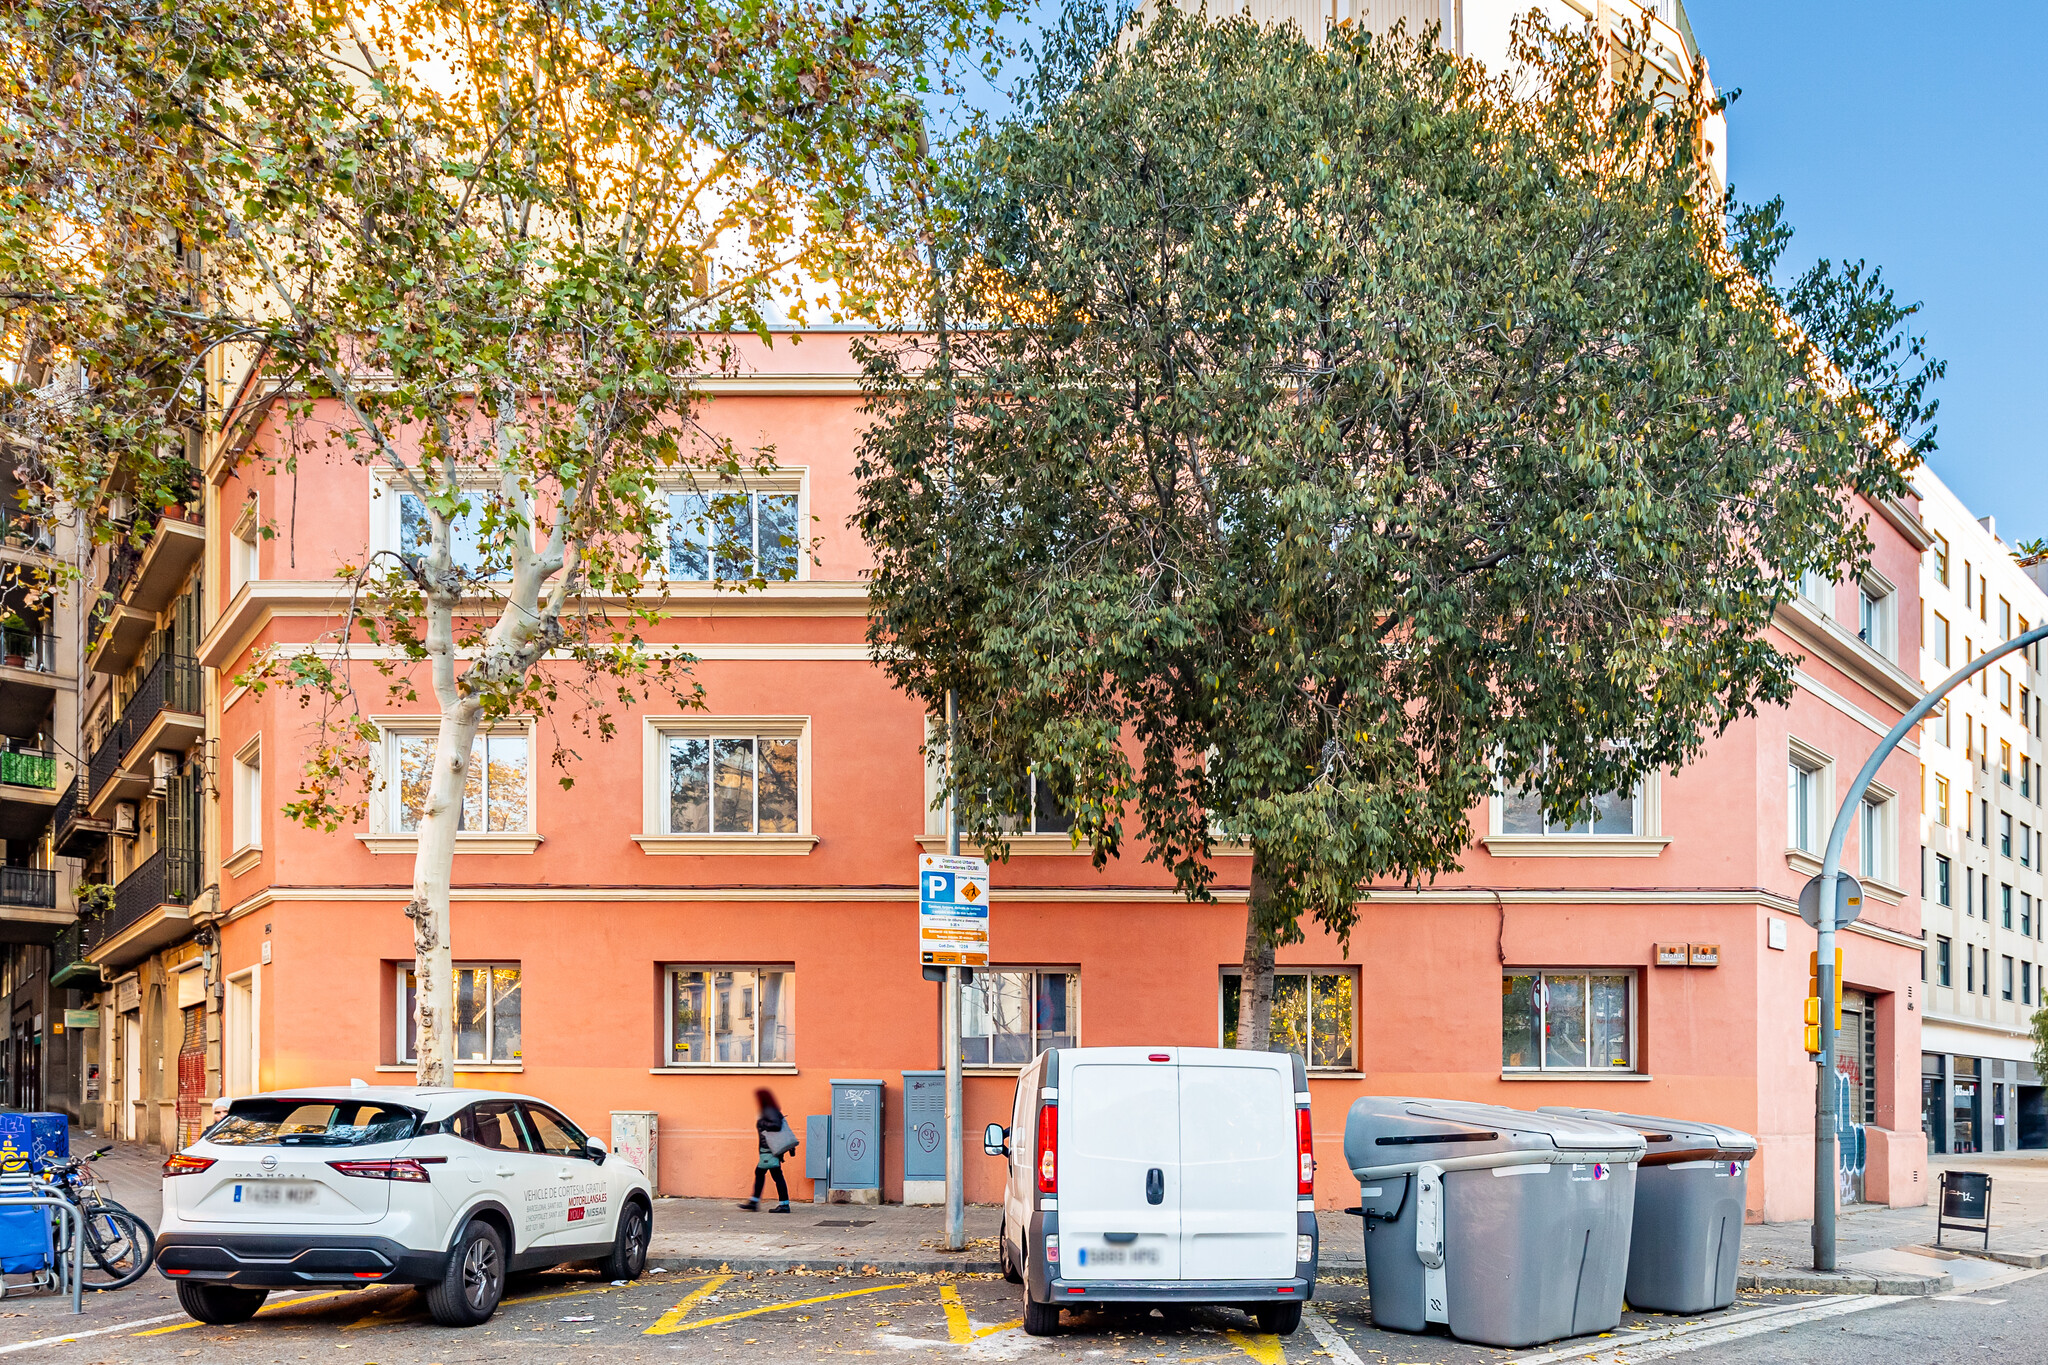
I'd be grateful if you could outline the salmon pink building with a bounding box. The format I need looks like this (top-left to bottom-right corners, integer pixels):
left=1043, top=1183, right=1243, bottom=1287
left=54, top=330, right=1930, bottom=1223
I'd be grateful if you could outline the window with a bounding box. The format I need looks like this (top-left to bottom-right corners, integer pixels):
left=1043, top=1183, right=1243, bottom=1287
left=1981, top=575, right=1989, bottom=621
left=2002, top=598, right=2013, bottom=640
left=1930, top=612, right=1951, bottom=668
left=2001, top=812, right=2013, bottom=858
left=2025, top=755, right=2034, bottom=800
left=1968, top=945, right=1976, bottom=993
left=2003, top=740, right=2014, bottom=785
left=1934, top=534, right=1950, bottom=586
left=1965, top=562, right=1974, bottom=607
left=2024, top=823, right=2035, bottom=869
left=1937, top=938, right=1952, bottom=987
left=1798, top=569, right=1832, bottom=613
left=664, top=966, right=792, bottom=1066
left=1983, top=798, right=1992, bottom=843
left=1936, top=853, right=1952, bottom=907
left=2003, top=955, right=2015, bottom=1002
left=230, top=502, right=260, bottom=594
left=659, top=487, right=800, bottom=582
left=390, top=728, right=530, bottom=833
left=398, top=964, right=521, bottom=1064
left=662, top=730, right=799, bottom=835
left=968, top=968, right=1081, bottom=1066
left=1787, top=757, right=1822, bottom=852
left=1931, top=702, right=1949, bottom=748
left=1858, top=795, right=1892, bottom=881
left=1499, top=784, right=1641, bottom=836
left=524, top=1104, right=590, bottom=1159
left=2025, top=893, right=2034, bottom=938
left=2003, top=883, right=2014, bottom=929
left=231, top=741, right=261, bottom=854
left=397, top=489, right=504, bottom=579
left=1501, top=971, right=1635, bottom=1072
left=454, top=1100, right=530, bottom=1151
left=2026, top=961, right=2035, bottom=1006
left=2002, top=672, right=2014, bottom=713
left=1008, top=770, right=1075, bottom=835
left=1221, top=969, right=1353, bottom=1069
left=1858, top=581, right=1894, bottom=656
left=1935, top=775, right=1950, bottom=826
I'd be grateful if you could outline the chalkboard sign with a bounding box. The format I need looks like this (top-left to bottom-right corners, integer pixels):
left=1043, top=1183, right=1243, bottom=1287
left=1937, top=1170, right=1992, bottom=1250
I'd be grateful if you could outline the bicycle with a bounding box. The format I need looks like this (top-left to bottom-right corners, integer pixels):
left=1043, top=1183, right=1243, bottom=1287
left=37, top=1148, right=155, bottom=1290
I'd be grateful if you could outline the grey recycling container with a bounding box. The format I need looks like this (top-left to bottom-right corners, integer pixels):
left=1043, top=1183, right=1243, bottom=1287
left=1344, top=1098, right=1647, bottom=1348
left=1539, top=1107, right=1757, bottom=1314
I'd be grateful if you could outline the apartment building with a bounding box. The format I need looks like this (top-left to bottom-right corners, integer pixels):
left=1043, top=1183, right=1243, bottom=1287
left=1915, top=469, right=2048, bottom=1154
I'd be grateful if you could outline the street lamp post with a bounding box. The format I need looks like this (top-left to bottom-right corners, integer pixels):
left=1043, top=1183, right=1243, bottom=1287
left=1810, top=621, right=2048, bottom=1270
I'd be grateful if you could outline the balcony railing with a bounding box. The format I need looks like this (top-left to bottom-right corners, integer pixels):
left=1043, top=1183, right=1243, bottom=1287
left=107, top=846, right=201, bottom=936
left=0, top=866, right=56, bottom=908
left=0, top=745, right=55, bottom=791
left=0, top=632, right=56, bottom=673
left=87, top=651, right=201, bottom=797
left=52, top=913, right=105, bottom=987
left=0, top=507, right=56, bottom=555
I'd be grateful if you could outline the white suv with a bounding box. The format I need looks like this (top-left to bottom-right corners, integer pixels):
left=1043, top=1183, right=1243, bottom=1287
left=156, top=1085, right=654, bottom=1327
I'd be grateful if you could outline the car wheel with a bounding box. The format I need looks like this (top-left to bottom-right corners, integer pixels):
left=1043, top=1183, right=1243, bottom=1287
left=1023, top=1298, right=1060, bottom=1336
left=999, top=1219, right=1023, bottom=1285
left=177, top=1282, right=268, bottom=1325
left=1252, top=1302, right=1302, bottom=1335
left=603, top=1197, right=652, bottom=1280
left=427, top=1220, right=507, bottom=1327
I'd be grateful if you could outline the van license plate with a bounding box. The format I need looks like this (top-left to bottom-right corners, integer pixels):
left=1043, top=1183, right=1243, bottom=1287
left=1077, top=1243, right=1162, bottom=1268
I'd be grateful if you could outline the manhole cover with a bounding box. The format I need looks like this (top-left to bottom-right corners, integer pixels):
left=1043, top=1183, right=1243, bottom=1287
left=816, top=1219, right=874, bottom=1228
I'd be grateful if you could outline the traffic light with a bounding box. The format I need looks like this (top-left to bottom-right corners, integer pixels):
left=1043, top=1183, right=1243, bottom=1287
left=1804, top=949, right=1843, bottom=1054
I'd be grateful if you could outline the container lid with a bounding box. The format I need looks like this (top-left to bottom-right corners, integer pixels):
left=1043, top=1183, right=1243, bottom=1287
left=1537, top=1107, right=1759, bottom=1163
left=1344, top=1097, right=1647, bottom=1175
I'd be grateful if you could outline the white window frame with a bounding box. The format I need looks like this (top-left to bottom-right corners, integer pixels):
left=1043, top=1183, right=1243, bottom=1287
left=224, top=966, right=260, bottom=1098
left=367, top=473, right=516, bottom=582
left=658, top=964, right=796, bottom=1071
left=229, top=498, right=260, bottom=597
left=917, top=727, right=1093, bottom=855
left=1858, top=783, right=1897, bottom=885
left=229, top=738, right=262, bottom=864
left=963, top=967, right=1082, bottom=1072
left=650, top=473, right=809, bottom=585
left=1798, top=568, right=1833, bottom=615
left=635, top=715, right=815, bottom=855
left=1856, top=574, right=1896, bottom=659
left=1500, top=968, right=1640, bottom=1076
left=1486, top=767, right=1666, bottom=858
left=395, top=962, right=523, bottom=1068
left=358, top=718, right=541, bottom=855
left=1218, top=966, right=1358, bottom=1072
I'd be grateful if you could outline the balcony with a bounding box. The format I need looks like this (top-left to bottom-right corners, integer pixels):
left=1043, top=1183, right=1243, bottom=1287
left=88, top=511, right=205, bottom=676
left=0, top=630, right=68, bottom=737
left=51, top=914, right=106, bottom=991
left=0, top=863, right=66, bottom=944
left=85, top=846, right=202, bottom=968
left=86, top=652, right=203, bottom=820
left=0, top=741, right=62, bottom=845
left=53, top=775, right=110, bottom=858
left=0, top=507, right=57, bottom=562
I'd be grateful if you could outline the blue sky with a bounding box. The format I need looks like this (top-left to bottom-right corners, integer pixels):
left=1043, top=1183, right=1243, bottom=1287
left=1688, top=1, right=2047, bottom=542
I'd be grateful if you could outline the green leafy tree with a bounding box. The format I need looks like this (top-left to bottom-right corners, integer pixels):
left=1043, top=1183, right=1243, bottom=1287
left=854, top=8, right=1920, bottom=1050
left=2, top=0, right=1001, bottom=1083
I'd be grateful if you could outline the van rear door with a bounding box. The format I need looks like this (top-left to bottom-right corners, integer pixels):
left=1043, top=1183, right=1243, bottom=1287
left=1060, top=1052, right=1179, bottom=1279
left=1178, top=1054, right=1295, bottom=1279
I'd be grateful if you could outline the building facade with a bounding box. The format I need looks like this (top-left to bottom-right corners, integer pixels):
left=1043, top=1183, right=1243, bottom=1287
left=1914, top=469, right=2048, bottom=1154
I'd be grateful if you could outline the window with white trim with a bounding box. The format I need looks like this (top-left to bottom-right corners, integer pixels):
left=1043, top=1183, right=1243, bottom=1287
left=1004, top=770, right=1074, bottom=834
left=1220, top=967, right=1356, bottom=1070
left=1858, top=792, right=1895, bottom=882
left=1501, top=970, right=1636, bottom=1072
left=231, top=741, right=261, bottom=853
left=387, top=726, right=531, bottom=833
left=1798, top=569, right=1832, bottom=614
left=396, top=488, right=508, bottom=580
left=657, top=487, right=800, bottom=582
left=662, top=730, right=800, bottom=835
left=230, top=502, right=260, bottom=595
left=1787, top=752, right=1823, bottom=853
left=1499, top=782, right=1641, bottom=836
left=398, top=964, right=521, bottom=1064
left=664, top=966, right=792, bottom=1066
left=1857, top=579, right=1895, bottom=658
left=964, top=969, right=1077, bottom=1066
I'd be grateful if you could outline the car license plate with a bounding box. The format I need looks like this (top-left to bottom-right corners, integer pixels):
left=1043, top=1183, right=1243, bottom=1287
left=235, top=1183, right=318, bottom=1206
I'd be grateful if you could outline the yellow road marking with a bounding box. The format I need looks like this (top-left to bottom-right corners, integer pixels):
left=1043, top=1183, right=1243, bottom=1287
left=649, top=1281, right=909, bottom=1335
left=1222, top=1329, right=1286, bottom=1364
left=135, top=1288, right=362, bottom=1336
left=644, top=1272, right=735, bottom=1335
left=974, top=1318, right=1024, bottom=1338
left=940, top=1284, right=973, bottom=1345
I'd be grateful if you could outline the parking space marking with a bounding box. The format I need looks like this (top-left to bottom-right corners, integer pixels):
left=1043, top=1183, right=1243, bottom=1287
left=1505, top=1294, right=1893, bottom=1363
left=1221, top=1328, right=1286, bottom=1364
left=645, top=1272, right=734, bottom=1335
left=0, top=1312, right=187, bottom=1355
left=646, top=1279, right=907, bottom=1335
left=941, top=1284, right=974, bottom=1344
left=1304, top=1305, right=1366, bottom=1365
left=134, top=1288, right=362, bottom=1336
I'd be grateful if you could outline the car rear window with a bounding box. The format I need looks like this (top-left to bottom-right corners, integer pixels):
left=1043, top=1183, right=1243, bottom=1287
left=205, top=1100, right=420, bottom=1147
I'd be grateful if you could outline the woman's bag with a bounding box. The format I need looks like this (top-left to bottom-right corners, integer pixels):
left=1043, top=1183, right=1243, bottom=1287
left=765, top=1116, right=799, bottom=1158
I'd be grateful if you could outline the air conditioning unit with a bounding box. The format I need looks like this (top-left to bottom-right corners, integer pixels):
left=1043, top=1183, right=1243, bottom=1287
left=113, top=800, right=140, bottom=836
left=151, top=751, right=180, bottom=792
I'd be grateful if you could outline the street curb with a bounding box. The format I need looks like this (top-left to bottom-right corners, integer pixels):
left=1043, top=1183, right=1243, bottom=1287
left=1737, top=1269, right=1952, bottom=1296
left=650, top=1255, right=1006, bottom=1275
left=1962, top=1248, right=2048, bottom=1269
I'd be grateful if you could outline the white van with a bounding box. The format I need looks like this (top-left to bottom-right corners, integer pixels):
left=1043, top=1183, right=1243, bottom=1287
left=982, top=1046, right=1317, bottom=1336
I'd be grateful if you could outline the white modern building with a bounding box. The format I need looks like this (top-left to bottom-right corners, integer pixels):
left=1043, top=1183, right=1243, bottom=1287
left=1916, top=467, right=2048, bottom=1154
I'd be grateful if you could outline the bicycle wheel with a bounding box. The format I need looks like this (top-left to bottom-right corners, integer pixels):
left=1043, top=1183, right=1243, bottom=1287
left=79, top=1205, right=155, bottom=1290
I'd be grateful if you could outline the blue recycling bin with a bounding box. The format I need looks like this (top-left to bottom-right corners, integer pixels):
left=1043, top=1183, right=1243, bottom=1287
left=0, top=1113, right=67, bottom=1175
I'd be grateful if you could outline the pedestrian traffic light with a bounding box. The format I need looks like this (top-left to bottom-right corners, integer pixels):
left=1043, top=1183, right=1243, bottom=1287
left=1805, top=949, right=1843, bottom=1053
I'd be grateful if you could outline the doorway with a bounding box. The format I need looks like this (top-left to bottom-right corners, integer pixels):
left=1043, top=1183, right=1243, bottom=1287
left=1953, top=1058, right=1981, bottom=1154
left=1835, top=992, right=1876, bottom=1205
left=121, top=1013, right=141, bottom=1142
left=225, top=973, right=255, bottom=1097
left=2019, top=1086, right=2047, bottom=1149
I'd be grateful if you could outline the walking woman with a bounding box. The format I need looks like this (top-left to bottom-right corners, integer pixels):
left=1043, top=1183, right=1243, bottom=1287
left=740, top=1087, right=792, bottom=1212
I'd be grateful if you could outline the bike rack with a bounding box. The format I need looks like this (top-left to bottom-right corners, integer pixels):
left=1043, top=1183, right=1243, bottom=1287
left=0, top=1189, right=86, bottom=1313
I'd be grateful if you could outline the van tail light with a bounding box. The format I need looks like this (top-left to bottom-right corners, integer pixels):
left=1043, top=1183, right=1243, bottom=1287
left=1296, top=1107, right=1315, bottom=1195
left=1037, top=1103, right=1058, bottom=1194
left=163, top=1154, right=215, bottom=1177
left=328, top=1158, right=443, bottom=1183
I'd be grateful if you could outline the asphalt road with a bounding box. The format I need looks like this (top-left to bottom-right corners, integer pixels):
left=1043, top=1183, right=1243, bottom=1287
left=5, top=1267, right=2037, bottom=1364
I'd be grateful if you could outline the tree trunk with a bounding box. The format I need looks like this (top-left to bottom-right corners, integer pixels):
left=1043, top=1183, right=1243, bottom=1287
left=1239, top=848, right=1280, bottom=1053
left=407, top=703, right=481, bottom=1086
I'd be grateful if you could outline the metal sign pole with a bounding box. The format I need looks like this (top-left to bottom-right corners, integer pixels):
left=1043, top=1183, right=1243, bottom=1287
left=1808, top=621, right=2048, bottom=1270
left=944, top=688, right=965, bottom=1251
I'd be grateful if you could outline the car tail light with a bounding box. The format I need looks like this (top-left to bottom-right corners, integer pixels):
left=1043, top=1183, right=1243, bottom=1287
left=1044, top=1234, right=1059, bottom=1263
left=328, top=1158, right=443, bottom=1183
left=1036, top=1104, right=1058, bottom=1194
left=1296, top=1107, right=1315, bottom=1195
left=163, top=1154, right=215, bottom=1177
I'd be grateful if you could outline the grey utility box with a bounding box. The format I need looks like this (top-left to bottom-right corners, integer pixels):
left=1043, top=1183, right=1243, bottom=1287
left=901, top=1071, right=946, bottom=1205
left=1540, top=1107, right=1757, bottom=1314
left=1344, top=1098, right=1647, bottom=1349
left=805, top=1113, right=832, bottom=1202
left=829, top=1079, right=885, bottom=1199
